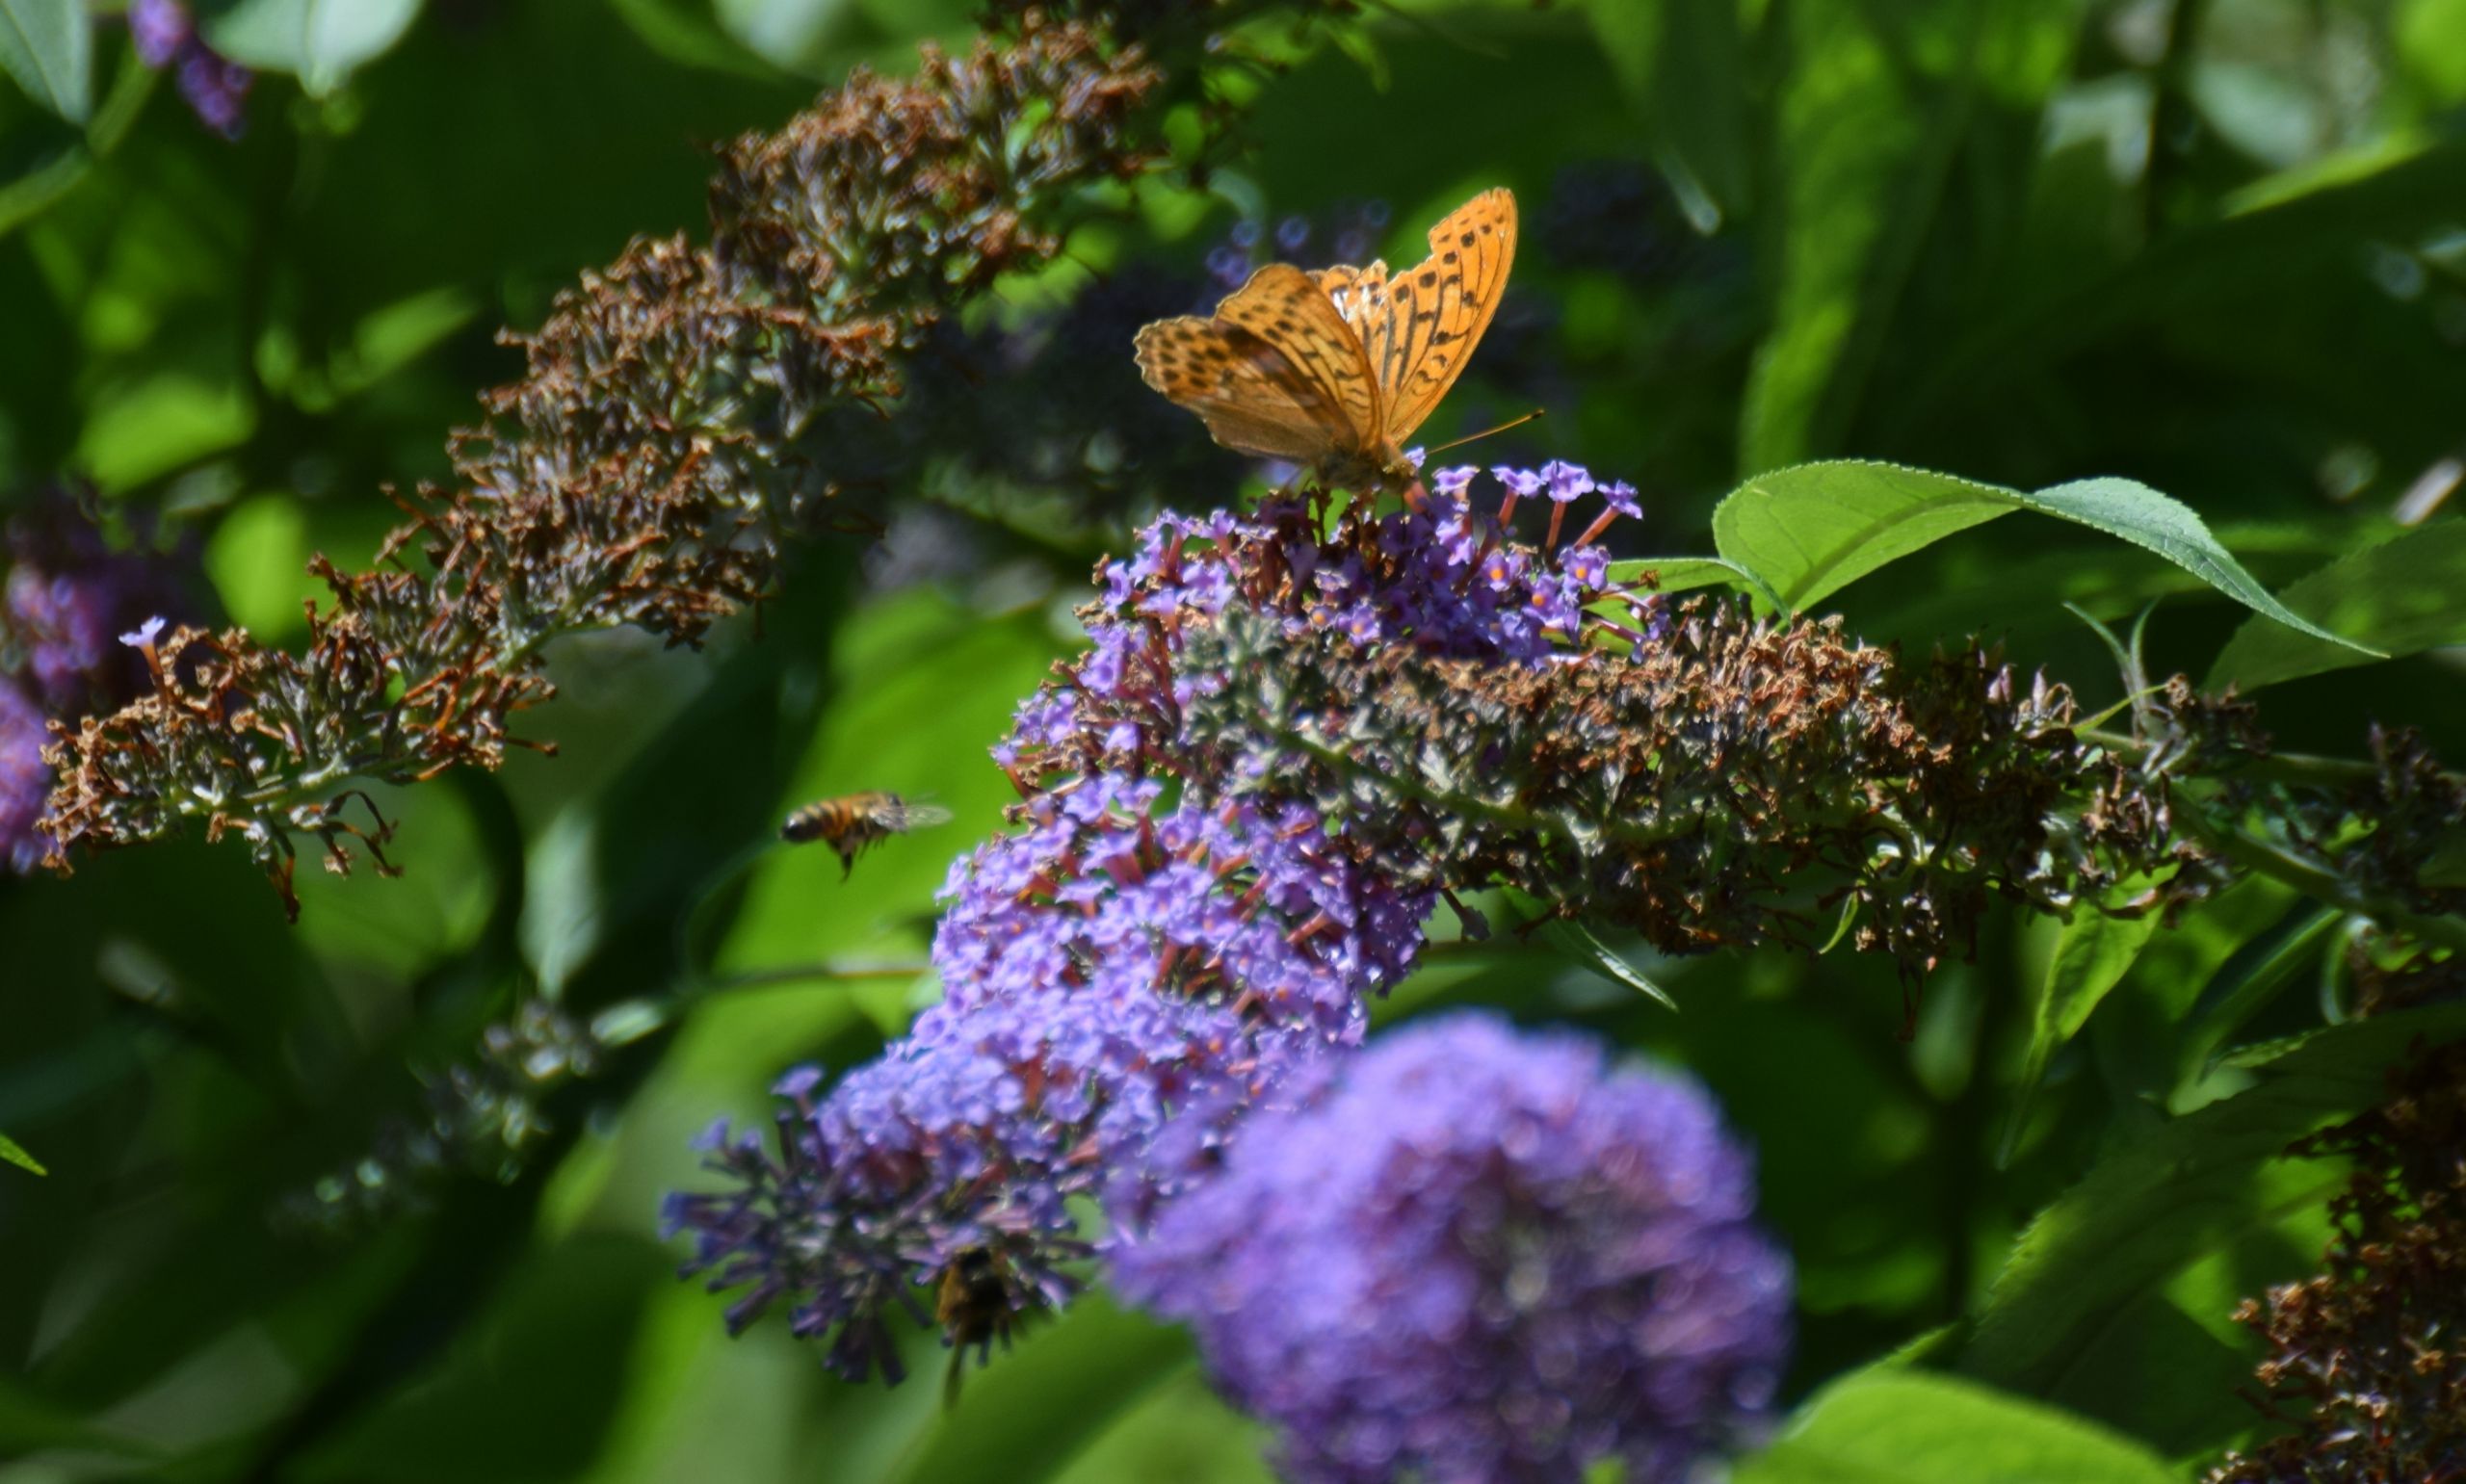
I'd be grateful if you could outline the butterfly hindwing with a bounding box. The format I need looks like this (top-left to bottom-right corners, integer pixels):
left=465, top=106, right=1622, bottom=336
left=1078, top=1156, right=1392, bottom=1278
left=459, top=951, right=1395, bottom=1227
left=1361, top=188, right=1517, bottom=444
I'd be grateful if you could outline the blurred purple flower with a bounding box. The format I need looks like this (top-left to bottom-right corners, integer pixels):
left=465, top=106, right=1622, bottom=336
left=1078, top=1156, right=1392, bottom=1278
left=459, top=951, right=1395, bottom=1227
left=9, top=568, right=117, bottom=704
left=127, top=0, right=190, bottom=67
left=1113, top=1012, right=1793, bottom=1484
left=0, top=680, right=51, bottom=873
left=175, top=47, right=253, bottom=140
left=122, top=0, right=251, bottom=139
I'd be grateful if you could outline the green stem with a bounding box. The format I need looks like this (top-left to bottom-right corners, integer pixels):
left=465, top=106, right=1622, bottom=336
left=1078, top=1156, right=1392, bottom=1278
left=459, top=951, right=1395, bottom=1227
left=2172, top=785, right=2466, bottom=954
left=2082, top=728, right=2428, bottom=790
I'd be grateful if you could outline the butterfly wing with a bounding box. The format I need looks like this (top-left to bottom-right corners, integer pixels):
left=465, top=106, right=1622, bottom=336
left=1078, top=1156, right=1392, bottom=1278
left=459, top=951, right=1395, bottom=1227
left=1349, top=188, right=1517, bottom=445
left=1135, top=263, right=1380, bottom=463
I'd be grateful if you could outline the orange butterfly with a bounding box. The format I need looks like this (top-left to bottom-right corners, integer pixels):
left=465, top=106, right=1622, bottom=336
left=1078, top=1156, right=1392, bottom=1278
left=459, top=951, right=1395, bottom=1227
left=1134, top=188, right=1517, bottom=488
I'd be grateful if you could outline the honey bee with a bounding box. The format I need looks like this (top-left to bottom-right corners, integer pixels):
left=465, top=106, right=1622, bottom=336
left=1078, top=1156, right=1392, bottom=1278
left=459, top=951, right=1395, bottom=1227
left=935, top=1245, right=1024, bottom=1407
left=779, top=792, right=953, bottom=877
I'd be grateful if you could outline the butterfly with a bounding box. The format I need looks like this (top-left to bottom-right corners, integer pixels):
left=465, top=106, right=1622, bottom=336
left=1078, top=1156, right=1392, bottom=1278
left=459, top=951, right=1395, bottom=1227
left=1134, top=188, right=1517, bottom=488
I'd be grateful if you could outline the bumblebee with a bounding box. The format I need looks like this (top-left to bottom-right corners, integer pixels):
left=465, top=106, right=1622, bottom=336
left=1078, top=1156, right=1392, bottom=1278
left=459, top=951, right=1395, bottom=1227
left=935, top=1245, right=1024, bottom=1407
left=779, top=792, right=953, bottom=877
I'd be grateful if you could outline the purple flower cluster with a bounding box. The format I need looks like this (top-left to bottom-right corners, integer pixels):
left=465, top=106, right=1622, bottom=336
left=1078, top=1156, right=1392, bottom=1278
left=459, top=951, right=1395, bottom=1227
left=1113, top=1013, right=1793, bottom=1484
left=667, top=775, right=1425, bottom=1379
left=1075, top=464, right=1646, bottom=679
left=126, top=0, right=252, bottom=139
left=669, top=464, right=1711, bottom=1404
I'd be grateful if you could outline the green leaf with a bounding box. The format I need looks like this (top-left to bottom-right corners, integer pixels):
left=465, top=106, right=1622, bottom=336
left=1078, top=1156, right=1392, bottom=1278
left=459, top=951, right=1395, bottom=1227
left=1713, top=460, right=2382, bottom=654
left=1883, top=139, right=2466, bottom=446
left=891, top=1296, right=1194, bottom=1484
left=0, top=0, right=88, bottom=121
left=715, top=0, right=857, bottom=72
left=0, top=1131, right=44, bottom=1176
left=2205, top=518, right=2466, bottom=692
left=2000, top=889, right=2167, bottom=1165
left=1050, top=1369, right=1276, bottom=1484
left=2176, top=905, right=2344, bottom=1095
left=0, top=140, right=88, bottom=237
left=1732, top=1369, right=2178, bottom=1484
left=611, top=0, right=791, bottom=78
left=1712, top=461, right=2030, bottom=612
left=1539, top=919, right=1678, bottom=1012
left=1965, top=1002, right=2466, bottom=1395
left=2014, top=478, right=2382, bottom=655
left=209, top=0, right=424, bottom=97
left=0, top=1375, right=155, bottom=1457
left=1589, top=0, right=1747, bottom=224
left=2400, top=0, right=2466, bottom=103
left=1739, top=7, right=2078, bottom=470
left=0, top=48, right=154, bottom=240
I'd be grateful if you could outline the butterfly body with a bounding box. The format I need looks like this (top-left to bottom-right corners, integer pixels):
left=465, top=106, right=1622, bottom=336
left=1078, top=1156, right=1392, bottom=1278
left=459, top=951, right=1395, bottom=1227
left=1135, top=189, right=1517, bottom=487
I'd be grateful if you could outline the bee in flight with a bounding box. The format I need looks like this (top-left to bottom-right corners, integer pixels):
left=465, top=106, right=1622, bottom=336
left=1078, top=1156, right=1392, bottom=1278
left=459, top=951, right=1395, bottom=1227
left=779, top=792, right=953, bottom=877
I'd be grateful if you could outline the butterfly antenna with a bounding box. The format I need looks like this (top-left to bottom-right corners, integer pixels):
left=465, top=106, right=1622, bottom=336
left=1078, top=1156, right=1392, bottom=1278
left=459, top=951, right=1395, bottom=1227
left=1427, top=407, right=1545, bottom=455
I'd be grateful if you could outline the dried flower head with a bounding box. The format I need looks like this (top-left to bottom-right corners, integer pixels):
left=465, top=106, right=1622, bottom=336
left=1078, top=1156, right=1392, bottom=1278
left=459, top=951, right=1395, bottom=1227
left=2208, top=1026, right=2466, bottom=1483
left=39, top=16, right=1167, bottom=914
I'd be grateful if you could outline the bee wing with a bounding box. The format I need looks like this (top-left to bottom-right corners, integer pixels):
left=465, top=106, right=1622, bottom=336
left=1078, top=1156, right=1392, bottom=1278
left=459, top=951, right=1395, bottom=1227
left=896, top=803, right=956, bottom=829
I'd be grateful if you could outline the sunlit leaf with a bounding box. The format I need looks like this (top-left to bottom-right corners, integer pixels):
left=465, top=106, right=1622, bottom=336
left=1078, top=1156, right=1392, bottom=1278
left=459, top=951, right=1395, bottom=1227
left=1539, top=918, right=1678, bottom=1012
left=1712, top=461, right=2010, bottom=610
left=1714, top=460, right=2381, bottom=653
left=209, top=0, right=424, bottom=96
left=0, top=1131, right=44, bottom=1175
left=0, top=0, right=88, bottom=121
left=1734, top=1369, right=2177, bottom=1484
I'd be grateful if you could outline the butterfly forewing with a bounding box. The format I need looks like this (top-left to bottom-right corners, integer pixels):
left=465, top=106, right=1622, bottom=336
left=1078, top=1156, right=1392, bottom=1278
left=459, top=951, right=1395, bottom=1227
left=1358, top=188, right=1517, bottom=444
left=1134, top=266, right=1377, bottom=463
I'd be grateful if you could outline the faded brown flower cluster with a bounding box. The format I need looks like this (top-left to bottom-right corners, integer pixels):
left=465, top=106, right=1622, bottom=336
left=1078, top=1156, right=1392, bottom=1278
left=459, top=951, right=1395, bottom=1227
left=39, top=15, right=1165, bottom=916
left=2208, top=959, right=2466, bottom=1483
left=1179, top=590, right=2223, bottom=986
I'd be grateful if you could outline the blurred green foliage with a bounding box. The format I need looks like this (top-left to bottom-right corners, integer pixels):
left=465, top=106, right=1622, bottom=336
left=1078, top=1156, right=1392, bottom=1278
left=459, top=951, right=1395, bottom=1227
left=3, top=1, right=2464, bottom=1481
